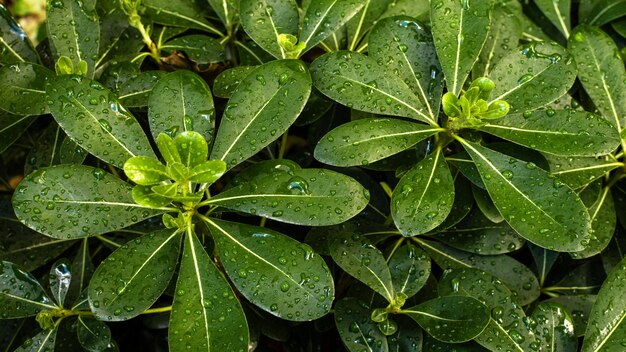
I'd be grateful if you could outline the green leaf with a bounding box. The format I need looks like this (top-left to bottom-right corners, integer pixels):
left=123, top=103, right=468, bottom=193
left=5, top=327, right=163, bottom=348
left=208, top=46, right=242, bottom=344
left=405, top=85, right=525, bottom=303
left=569, top=25, right=626, bottom=134
left=157, top=133, right=181, bottom=165
left=315, top=118, right=442, bottom=167
left=240, top=0, right=299, bottom=59
left=213, top=66, right=256, bottom=98
left=392, top=149, right=454, bottom=236
left=387, top=316, right=424, bottom=352
left=529, top=243, right=559, bottom=286
left=124, top=156, right=169, bottom=186
left=369, top=16, right=443, bottom=121
left=431, top=0, right=493, bottom=95
left=46, top=0, right=99, bottom=77
left=299, top=0, right=365, bottom=54
left=458, top=139, right=591, bottom=252
left=581, top=256, right=626, bottom=351
left=579, top=0, right=626, bottom=26
left=438, top=268, right=537, bottom=351
left=142, top=0, right=223, bottom=36
left=0, top=5, right=39, bottom=64
left=334, top=297, right=388, bottom=352
left=66, top=239, right=94, bottom=305
left=14, top=328, right=57, bottom=352
left=530, top=302, right=577, bottom=351
left=546, top=155, right=623, bottom=190
left=546, top=294, right=596, bottom=337
left=207, top=168, right=369, bottom=226
left=12, top=164, right=166, bottom=239
left=49, top=259, right=71, bottom=307
left=472, top=186, right=504, bottom=223
left=389, top=244, right=430, bottom=300
left=77, top=316, right=111, bottom=351
left=488, top=41, right=576, bottom=114
left=345, top=0, right=392, bottom=51
left=161, top=35, right=225, bottom=64
left=24, top=122, right=87, bottom=176
left=188, top=160, right=226, bottom=184
left=207, top=0, right=239, bottom=29
left=210, top=59, right=311, bottom=169
left=148, top=70, right=216, bottom=144
left=421, top=336, right=486, bottom=352
left=46, top=75, right=156, bottom=168
left=88, top=229, right=182, bottom=321
left=0, top=63, right=53, bottom=116
left=225, top=158, right=301, bottom=188
left=571, top=186, right=616, bottom=259
left=431, top=172, right=474, bottom=231
left=403, top=296, right=489, bottom=343
left=329, top=232, right=394, bottom=302
left=0, top=261, right=56, bottom=318
left=535, top=0, right=571, bottom=37
left=310, top=51, right=435, bottom=125
left=0, top=112, right=36, bottom=154
left=479, top=109, right=620, bottom=157
left=117, top=71, right=166, bottom=108
left=169, top=230, right=249, bottom=352
left=174, top=131, right=208, bottom=168
left=205, top=218, right=334, bottom=321
left=131, top=185, right=172, bottom=208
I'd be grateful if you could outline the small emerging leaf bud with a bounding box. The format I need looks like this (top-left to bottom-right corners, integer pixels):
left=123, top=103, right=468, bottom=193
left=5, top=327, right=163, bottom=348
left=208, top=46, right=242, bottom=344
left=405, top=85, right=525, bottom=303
left=76, top=60, right=88, bottom=77
left=377, top=318, right=398, bottom=336
left=370, top=308, right=388, bottom=323
left=442, top=92, right=462, bottom=117
left=464, top=86, right=480, bottom=105
left=480, top=100, right=510, bottom=119
left=162, top=214, right=178, bottom=229
left=55, top=56, right=74, bottom=75
left=470, top=77, right=495, bottom=100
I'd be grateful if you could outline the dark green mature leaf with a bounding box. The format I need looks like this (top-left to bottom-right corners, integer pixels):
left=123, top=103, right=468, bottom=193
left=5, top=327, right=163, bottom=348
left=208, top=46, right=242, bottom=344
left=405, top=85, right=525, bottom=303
left=569, top=25, right=626, bottom=134
left=387, top=316, right=423, bottom=352
left=488, top=41, right=576, bottom=113
left=421, top=336, right=486, bottom=352
left=210, top=59, right=311, bottom=169
left=240, top=0, right=299, bottom=59
left=46, top=75, right=156, bottom=168
left=0, top=5, right=38, bottom=64
left=207, top=168, right=369, bottom=226
left=571, top=187, right=616, bottom=259
left=169, top=231, right=249, bottom=352
left=46, top=0, right=99, bottom=77
left=581, top=256, right=626, bottom=351
left=0, top=63, right=53, bottom=116
left=95, top=8, right=131, bottom=67
left=66, top=239, right=93, bottom=305
left=213, top=66, right=256, bottom=98
left=389, top=244, right=430, bottom=299
left=472, top=186, right=503, bottom=223
left=13, top=164, right=166, bottom=239
left=579, top=0, right=626, bottom=26
left=431, top=0, right=493, bottom=95
left=148, top=70, right=215, bottom=143
left=334, top=297, right=388, bottom=352
left=315, top=118, right=442, bottom=167
left=161, top=35, right=225, bottom=64
left=479, top=109, right=620, bottom=157
left=142, top=0, right=223, bottom=36
left=345, top=0, right=392, bottom=51
left=403, top=296, right=489, bottom=343
left=546, top=155, right=622, bottom=190
left=24, top=122, right=87, bottom=175
left=299, top=0, right=364, bottom=54
left=206, top=218, right=334, bottom=321
left=207, top=0, right=239, bottom=29
left=88, top=229, right=182, bottom=321
left=531, top=302, right=577, bottom=351
left=528, top=243, right=559, bottom=286
left=458, top=139, right=590, bottom=252
left=430, top=172, right=473, bottom=231
left=0, top=261, right=56, bottom=318
left=77, top=316, right=111, bottom=351
left=329, top=232, right=394, bottom=302
left=392, top=150, right=454, bottom=236
left=0, top=112, right=36, bottom=154
left=535, top=0, right=571, bottom=38
left=117, top=71, right=165, bottom=107
left=546, top=294, right=596, bottom=337
left=14, top=328, right=57, bottom=352
left=311, top=51, right=435, bottom=125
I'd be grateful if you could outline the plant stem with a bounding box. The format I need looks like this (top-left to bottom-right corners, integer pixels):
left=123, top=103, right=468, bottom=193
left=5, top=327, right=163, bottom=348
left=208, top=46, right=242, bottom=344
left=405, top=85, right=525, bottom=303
left=278, top=128, right=289, bottom=159
left=142, top=305, right=173, bottom=314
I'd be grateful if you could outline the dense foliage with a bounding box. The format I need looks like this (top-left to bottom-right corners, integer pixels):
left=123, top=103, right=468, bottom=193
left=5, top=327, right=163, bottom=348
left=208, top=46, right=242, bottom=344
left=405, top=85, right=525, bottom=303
left=2, top=0, right=626, bottom=351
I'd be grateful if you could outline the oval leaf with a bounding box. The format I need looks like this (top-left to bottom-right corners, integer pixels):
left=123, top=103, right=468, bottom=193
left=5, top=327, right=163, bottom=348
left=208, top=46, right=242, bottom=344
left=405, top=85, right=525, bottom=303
left=389, top=244, right=431, bottom=299
left=117, top=71, right=165, bottom=108
left=161, top=35, right=225, bottom=65
left=335, top=297, right=389, bottom=352
left=546, top=155, right=623, bottom=190
left=240, top=0, right=299, bottom=59
left=530, top=302, right=577, bottom=351
left=77, top=316, right=112, bottom=351
left=0, top=261, right=56, bottom=318
left=49, top=259, right=71, bottom=307
left=142, top=0, right=223, bottom=36
left=535, top=0, right=571, bottom=37
left=0, top=63, right=53, bottom=115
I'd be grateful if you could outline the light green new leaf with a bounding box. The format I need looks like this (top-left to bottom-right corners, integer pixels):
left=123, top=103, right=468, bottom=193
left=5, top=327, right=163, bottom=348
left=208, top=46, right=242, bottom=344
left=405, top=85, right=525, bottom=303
left=571, top=187, right=616, bottom=259
left=568, top=25, right=626, bottom=134
left=403, top=296, right=489, bottom=343
left=240, top=0, right=299, bottom=59
left=117, top=71, right=165, bottom=108
left=335, top=297, right=388, bottom=352
left=0, top=261, right=56, bottom=318
left=148, top=70, right=215, bottom=144
left=0, top=5, right=39, bottom=64
left=345, top=0, right=392, bottom=51
left=329, top=232, right=394, bottom=302
left=458, top=139, right=590, bottom=252
left=488, top=41, right=576, bottom=113
left=46, top=75, right=156, bottom=168
left=169, top=230, right=249, bottom=352
left=299, top=0, right=364, bottom=54
left=213, top=66, right=256, bottom=98
left=311, top=51, right=434, bottom=124
left=210, top=59, right=311, bottom=169
left=142, top=0, right=223, bottom=36
left=315, top=118, right=442, bottom=167
left=206, top=168, right=369, bottom=226
left=530, top=302, right=577, bottom=351
left=581, top=256, right=626, bottom=352
left=14, top=328, right=57, bottom=352
left=46, top=0, right=99, bottom=77
left=0, top=112, right=36, bottom=154
left=124, top=156, right=169, bottom=186
left=579, top=0, right=626, bottom=26
left=369, top=16, right=444, bottom=121
left=161, top=35, right=225, bottom=64
left=88, top=229, right=182, bottom=321
left=389, top=244, right=430, bottom=300
left=77, top=316, right=111, bottom=351
left=545, top=155, right=623, bottom=190
left=535, top=0, right=571, bottom=37
left=13, top=165, right=166, bottom=239
left=431, top=0, right=493, bottom=95
left=392, top=149, right=454, bottom=236
left=206, top=218, right=334, bottom=321
left=0, top=63, right=53, bottom=116
left=479, top=109, right=620, bottom=157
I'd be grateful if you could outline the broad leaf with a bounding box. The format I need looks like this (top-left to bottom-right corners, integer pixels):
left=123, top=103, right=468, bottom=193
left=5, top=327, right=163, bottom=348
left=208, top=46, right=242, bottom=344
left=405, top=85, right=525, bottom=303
left=472, top=186, right=503, bottom=223
left=529, top=243, right=559, bottom=286
left=579, top=0, right=626, bottom=26
left=46, top=75, right=156, bottom=168
left=315, top=118, right=442, bottom=167
left=571, top=187, right=616, bottom=259
left=24, top=122, right=87, bottom=175
left=546, top=155, right=622, bottom=189
left=0, top=112, right=36, bottom=154
left=0, top=63, right=53, bottom=116
left=77, top=316, right=111, bottom=351
left=345, top=0, right=392, bottom=51
left=161, top=35, right=225, bottom=64
left=213, top=66, right=256, bottom=98
left=431, top=0, right=493, bottom=95
left=169, top=230, right=249, bottom=352
left=530, top=302, right=577, bottom=351
left=88, top=229, right=182, bottom=321
left=240, top=0, right=299, bottom=59
left=299, top=0, right=364, bottom=54
left=458, top=139, right=590, bottom=252
left=210, top=59, right=311, bottom=169
left=546, top=294, right=596, bottom=337
left=117, top=71, right=166, bottom=108
left=335, top=297, right=388, bottom=352
left=0, top=5, right=38, bottom=64
left=207, top=0, right=239, bottom=29
left=389, top=244, right=430, bottom=299
left=535, top=0, right=571, bottom=37
left=0, top=261, right=56, bottom=318
left=14, top=328, right=57, bottom=352
left=387, top=316, right=424, bottom=352
left=13, top=165, right=166, bottom=239
left=206, top=218, right=334, bottom=321
left=142, top=0, right=223, bottom=36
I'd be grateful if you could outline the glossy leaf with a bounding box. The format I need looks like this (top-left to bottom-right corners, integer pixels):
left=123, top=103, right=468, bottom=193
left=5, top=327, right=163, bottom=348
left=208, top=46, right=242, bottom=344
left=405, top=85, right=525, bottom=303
left=335, top=297, right=388, bottom=352
left=117, top=71, right=165, bottom=108
left=311, top=51, right=435, bottom=125
left=472, top=186, right=503, bottom=223
left=14, top=328, right=57, bottom=352
left=213, top=66, right=256, bottom=98
left=169, top=230, right=249, bottom=352
left=387, top=316, right=424, bottom=352
left=392, top=149, right=454, bottom=236
left=389, top=244, right=430, bottom=299
left=0, top=63, right=53, bottom=116
left=240, top=0, right=299, bottom=59
left=161, top=35, right=225, bottom=65
left=0, top=261, right=56, bottom=318
left=210, top=59, right=311, bottom=169
left=67, top=239, right=94, bottom=305
left=571, top=187, right=616, bottom=259
left=88, top=229, right=182, bottom=321
left=46, top=75, right=156, bottom=168
left=535, top=0, right=571, bottom=37
left=546, top=155, right=622, bottom=190
left=206, top=218, right=334, bottom=321
left=124, top=156, right=169, bottom=186
left=315, top=118, right=442, bottom=167
left=345, top=0, right=392, bottom=51
left=24, top=122, right=87, bottom=175
left=546, top=294, right=596, bottom=337
left=77, top=316, right=111, bottom=351
left=49, top=259, right=71, bottom=307
left=431, top=0, right=493, bottom=95
left=142, top=0, right=223, bottom=36
left=0, top=5, right=38, bottom=64
left=530, top=302, right=577, bottom=351
left=0, top=112, right=36, bottom=154
left=174, top=131, right=208, bottom=168
left=299, top=0, right=364, bottom=53
left=13, top=164, right=166, bottom=239
left=579, top=0, right=626, bottom=26
left=459, top=139, right=590, bottom=252
left=488, top=41, right=576, bottom=113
